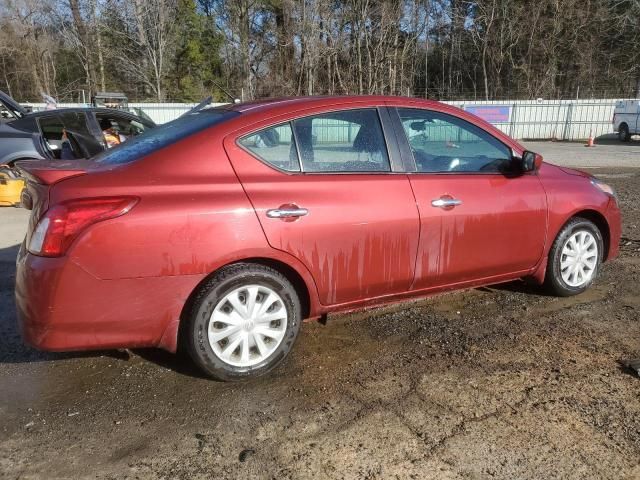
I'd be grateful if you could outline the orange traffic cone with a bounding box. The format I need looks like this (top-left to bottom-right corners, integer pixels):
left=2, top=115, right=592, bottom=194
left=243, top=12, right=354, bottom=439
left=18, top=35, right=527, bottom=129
left=585, top=131, right=595, bottom=147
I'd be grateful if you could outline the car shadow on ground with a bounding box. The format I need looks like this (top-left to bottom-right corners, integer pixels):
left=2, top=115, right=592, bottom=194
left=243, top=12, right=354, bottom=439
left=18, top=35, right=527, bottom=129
left=477, top=279, right=554, bottom=297
left=134, top=348, right=211, bottom=379
left=595, top=133, right=640, bottom=145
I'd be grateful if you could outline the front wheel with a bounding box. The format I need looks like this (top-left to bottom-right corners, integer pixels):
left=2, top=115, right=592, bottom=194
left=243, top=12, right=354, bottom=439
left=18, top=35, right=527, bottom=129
left=185, top=263, right=302, bottom=381
left=545, top=218, right=603, bottom=296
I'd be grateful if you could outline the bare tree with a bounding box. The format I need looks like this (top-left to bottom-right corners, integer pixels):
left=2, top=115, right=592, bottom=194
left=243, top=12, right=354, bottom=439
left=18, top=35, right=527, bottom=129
left=2, top=0, right=640, bottom=102
left=111, top=0, right=179, bottom=100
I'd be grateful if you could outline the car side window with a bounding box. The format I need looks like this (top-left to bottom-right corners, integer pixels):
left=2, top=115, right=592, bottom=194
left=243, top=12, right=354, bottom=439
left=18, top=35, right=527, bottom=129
left=239, top=123, right=300, bottom=172
left=95, top=113, right=149, bottom=149
left=397, top=108, right=513, bottom=173
left=37, top=116, right=67, bottom=159
left=292, top=109, right=390, bottom=173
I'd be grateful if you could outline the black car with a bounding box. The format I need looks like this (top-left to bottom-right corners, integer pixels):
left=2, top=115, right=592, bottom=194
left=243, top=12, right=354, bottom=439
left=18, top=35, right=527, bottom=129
left=0, top=90, right=155, bottom=166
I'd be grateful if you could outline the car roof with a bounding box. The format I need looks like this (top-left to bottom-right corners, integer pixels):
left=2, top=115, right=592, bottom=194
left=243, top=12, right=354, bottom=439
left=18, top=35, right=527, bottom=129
left=221, top=95, right=524, bottom=155
left=26, top=107, right=141, bottom=118
left=226, top=95, right=444, bottom=113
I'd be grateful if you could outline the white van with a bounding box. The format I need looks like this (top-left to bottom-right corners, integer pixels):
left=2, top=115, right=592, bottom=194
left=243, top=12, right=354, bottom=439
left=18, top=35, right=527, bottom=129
left=612, top=100, right=640, bottom=141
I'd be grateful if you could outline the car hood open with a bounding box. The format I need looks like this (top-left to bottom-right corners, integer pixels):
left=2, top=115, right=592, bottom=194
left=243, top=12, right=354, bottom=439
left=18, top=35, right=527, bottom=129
left=0, top=90, right=28, bottom=119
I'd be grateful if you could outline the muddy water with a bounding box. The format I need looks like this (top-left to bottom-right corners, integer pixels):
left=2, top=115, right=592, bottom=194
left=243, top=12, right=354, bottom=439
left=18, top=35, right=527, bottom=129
left=1, top=168, right=639, bottom=479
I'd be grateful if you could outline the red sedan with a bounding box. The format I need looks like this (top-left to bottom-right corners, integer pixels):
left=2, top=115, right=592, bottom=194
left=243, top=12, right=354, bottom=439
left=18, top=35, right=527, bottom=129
left=15, top=96, right=621, bottom=380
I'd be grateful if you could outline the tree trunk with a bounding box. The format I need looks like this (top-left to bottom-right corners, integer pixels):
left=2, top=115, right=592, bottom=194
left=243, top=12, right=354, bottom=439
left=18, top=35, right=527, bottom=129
left=91, top=0, right=106, bottom=92
left=238, top=0, right=251, bottom=100
left=69, top=0, right=96, bottom=93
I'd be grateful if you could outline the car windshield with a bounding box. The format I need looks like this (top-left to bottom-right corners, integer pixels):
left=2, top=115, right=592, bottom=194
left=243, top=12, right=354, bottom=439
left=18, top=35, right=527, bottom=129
left=93, top=109, right=238, bottom=165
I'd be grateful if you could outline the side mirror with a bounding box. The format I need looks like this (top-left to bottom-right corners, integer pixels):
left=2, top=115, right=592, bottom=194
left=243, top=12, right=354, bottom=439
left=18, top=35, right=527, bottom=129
left=519, top=150, right=543, bottom=173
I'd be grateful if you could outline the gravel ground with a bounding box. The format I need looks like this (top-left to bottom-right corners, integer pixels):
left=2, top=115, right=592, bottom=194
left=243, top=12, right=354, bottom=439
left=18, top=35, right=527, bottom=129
left=1, top=144, right=639, bottom=479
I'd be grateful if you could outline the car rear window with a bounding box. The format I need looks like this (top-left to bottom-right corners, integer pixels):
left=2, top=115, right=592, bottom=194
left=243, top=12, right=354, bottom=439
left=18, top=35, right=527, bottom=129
left=93, top=109, right=238, bottom=165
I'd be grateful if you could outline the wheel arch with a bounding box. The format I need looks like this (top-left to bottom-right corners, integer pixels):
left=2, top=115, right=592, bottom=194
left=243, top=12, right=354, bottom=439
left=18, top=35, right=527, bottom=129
left=572, top=209, right=611, bottom=260
left=172, top=256, right=317, bottom=354
left=529, top=208, right=612, bottom=285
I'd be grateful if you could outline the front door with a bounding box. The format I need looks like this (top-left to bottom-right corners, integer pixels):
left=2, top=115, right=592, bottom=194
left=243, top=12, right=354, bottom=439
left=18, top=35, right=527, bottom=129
left=225, top=107, right=420, bottom=306
left=60, top=112, right=104, bottom=157
left=391, top=107, right=547, bottom=289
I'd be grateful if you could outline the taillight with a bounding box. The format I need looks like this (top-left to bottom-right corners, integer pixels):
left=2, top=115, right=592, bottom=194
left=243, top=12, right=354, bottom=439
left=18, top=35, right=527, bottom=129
left=28, top=196, right=138, bottom=257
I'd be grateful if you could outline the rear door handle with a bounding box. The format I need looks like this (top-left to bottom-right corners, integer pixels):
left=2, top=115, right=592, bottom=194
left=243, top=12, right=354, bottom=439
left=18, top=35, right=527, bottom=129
left=431, top=198, right=462, bottom=208
left=266, top=207, right=309, bottom=218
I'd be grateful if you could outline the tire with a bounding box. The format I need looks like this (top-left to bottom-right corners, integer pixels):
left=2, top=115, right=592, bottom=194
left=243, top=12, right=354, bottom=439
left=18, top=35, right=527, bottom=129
left=185, top=263, right=301, bottom=381
left=544, top=218, right=603, bottom=297
left=618, top=123, right=631, bottom=142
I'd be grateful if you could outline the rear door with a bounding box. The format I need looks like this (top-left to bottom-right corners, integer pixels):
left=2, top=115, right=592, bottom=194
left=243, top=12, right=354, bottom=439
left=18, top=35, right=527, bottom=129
left=390, top=107, right=547, bottom=289
left=224, top=106, right=420, bottom=306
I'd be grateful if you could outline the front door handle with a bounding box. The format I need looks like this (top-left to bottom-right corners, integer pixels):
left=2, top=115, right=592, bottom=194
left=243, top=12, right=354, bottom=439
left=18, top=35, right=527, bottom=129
left=431, top=198, right=462, bottom=208
left=266, top=207, right=309, bottom=219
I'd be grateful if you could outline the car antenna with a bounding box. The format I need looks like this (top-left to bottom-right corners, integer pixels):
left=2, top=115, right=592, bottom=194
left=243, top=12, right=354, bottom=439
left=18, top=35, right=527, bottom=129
left=209, top=79, right=241, bottom=104
left=180, top=82, right=241, bottom=118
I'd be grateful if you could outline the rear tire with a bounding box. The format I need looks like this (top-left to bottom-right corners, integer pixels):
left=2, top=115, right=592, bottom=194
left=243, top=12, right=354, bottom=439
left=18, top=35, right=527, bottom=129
left=185, top=263, right=301, bottom=381
left=618, top=123, right=631, bottom=142
left=544, top=218, right=603, bottom=297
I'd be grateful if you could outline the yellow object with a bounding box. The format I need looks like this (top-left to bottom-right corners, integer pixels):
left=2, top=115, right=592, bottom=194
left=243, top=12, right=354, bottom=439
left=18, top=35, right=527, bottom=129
left=0, top=171, right=25, bottom=206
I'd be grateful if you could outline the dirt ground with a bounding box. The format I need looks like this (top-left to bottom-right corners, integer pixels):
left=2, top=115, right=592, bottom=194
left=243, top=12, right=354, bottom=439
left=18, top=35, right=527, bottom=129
left=1, top=154, right=639, bottom=479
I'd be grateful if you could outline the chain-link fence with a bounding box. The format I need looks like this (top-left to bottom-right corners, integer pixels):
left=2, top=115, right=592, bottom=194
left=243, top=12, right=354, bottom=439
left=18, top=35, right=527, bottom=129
left=447, top=99, right=625, bottom=141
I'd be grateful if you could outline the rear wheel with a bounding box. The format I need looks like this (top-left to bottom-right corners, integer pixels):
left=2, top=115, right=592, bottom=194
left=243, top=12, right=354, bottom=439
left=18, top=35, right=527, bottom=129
left=545, top=218, right=603, bottom=296
left=185, top=263, right=301, bottom=381
left=618, top=123, right=631, bottom=142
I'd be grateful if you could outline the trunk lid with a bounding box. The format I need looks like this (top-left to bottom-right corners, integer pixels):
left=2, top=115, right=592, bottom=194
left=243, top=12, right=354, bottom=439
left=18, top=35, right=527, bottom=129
left=16, top=159, right=90, bottom=187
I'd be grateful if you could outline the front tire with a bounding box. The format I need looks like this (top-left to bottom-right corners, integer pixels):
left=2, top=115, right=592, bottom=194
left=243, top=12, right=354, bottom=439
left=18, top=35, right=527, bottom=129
left=185, top=263, right=301, bottom=381
left=545, top=218, right=603, bottom=297
left=618, top=123, right=631, bottom=142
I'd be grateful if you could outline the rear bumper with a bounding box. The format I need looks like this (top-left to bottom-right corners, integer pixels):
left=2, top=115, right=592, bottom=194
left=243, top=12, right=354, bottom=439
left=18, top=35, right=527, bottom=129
left=15, top=247, right=203, bottom=353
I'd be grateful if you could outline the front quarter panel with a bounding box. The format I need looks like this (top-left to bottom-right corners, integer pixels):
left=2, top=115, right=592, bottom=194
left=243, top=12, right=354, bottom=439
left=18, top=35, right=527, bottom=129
left=538, top=163, right=616, bottom=258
